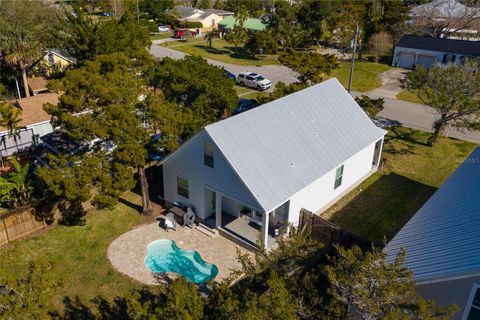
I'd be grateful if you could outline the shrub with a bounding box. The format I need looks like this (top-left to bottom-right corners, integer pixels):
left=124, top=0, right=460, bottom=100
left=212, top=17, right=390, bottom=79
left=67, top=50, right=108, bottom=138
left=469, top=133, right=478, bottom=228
left=355, top=95, right=385, bottom=117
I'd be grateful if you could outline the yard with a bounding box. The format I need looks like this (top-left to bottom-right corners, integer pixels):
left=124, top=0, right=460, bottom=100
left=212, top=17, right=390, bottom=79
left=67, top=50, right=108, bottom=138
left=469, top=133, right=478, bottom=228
left=161, top=37, right=280, bottom=66
left=150, top=32, right=174, bottom=41
left=322, top=127, right=477, bottom=243
left=396, top=89, right=425, bottom=104
left=331, top=60, right=392, bottom=92
left=0, top=192, right=155, bottom=311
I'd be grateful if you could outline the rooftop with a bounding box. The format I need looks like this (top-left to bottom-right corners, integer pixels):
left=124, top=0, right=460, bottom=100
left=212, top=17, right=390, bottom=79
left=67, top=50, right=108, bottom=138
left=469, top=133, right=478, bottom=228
left=28, top=76, right=49, bottom=93
left=218, top=16, right=267, bottom=31
left=396, top=34, right=480, bottom=56
left=205, top=78, right=386, bottom=213
left=0, top=92, right=58, bottom=132
left=384, top=147, right=480, bottom=282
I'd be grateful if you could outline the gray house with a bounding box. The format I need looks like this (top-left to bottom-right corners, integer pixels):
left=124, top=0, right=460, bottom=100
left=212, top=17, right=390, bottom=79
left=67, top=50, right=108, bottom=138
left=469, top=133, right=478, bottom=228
left=384, top=147, right=480, bottom=320
left=160, top=79, right=386, bottom=249
left=392, top=35, right=480, bottom=69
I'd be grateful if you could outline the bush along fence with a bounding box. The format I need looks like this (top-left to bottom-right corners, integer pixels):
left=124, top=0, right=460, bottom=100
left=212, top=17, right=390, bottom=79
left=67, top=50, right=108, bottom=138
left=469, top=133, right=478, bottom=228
left=0, top=207, right=46, bottom=246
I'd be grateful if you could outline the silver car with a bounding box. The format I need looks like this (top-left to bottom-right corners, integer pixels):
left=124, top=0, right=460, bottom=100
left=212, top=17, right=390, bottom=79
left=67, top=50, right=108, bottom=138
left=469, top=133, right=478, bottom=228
left=237, top=72, right=271, bottom=91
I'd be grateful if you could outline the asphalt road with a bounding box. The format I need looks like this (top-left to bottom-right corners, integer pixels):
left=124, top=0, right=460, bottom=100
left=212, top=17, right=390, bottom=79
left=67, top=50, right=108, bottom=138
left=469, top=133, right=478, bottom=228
left=149, top=41, right=480, bottom=144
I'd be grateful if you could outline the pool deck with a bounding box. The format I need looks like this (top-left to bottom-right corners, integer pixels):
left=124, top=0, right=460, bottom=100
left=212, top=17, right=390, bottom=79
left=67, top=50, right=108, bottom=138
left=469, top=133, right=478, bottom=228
left=107, top=220, right=253, bottom=285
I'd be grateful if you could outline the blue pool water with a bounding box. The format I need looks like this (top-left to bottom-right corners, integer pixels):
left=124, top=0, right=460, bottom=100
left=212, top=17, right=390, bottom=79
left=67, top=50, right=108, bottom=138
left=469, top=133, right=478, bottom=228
left=144, top=239, right=218, bottom=284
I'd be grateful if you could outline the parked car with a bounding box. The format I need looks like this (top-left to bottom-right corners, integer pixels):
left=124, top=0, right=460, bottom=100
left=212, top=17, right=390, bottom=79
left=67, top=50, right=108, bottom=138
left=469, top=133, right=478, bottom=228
left=223, top=69, right=236, bottom=80
left=158, top=25, right=171, bottom=32
left=232, top=99, right=259, bottom=115
left=101, top=12, right=114, bottom=17
left=236, top=72, right=271, bottom=91
left=173, top=29, right=197, bottom=38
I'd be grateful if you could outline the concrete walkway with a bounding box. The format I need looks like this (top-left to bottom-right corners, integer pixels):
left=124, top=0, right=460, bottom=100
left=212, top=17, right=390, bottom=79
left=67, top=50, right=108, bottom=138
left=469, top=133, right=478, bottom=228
left=368, top=68, right=408, bottom=99
left=107, top=221, right=251, bottom=285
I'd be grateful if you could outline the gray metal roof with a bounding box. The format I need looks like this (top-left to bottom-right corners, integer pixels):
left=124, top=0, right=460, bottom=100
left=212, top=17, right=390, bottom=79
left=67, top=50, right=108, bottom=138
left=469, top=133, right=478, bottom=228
left=205, top=78, right=386, bottom=213
left=384, top=147, right=480, bottom=282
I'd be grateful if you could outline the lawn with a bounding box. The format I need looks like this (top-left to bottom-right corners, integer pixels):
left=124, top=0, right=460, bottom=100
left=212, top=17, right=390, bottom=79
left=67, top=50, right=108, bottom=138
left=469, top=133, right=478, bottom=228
left=396, top=90, right=426, bottom=104
left=331, top=60, right=391, bottom=92
left=162, top=38, right=280, bottom=66
left=0, top=192, right=155, bottom=311
left=150, top=32, right=174, bottom=41
left=322, top=127, right=477, bottom=243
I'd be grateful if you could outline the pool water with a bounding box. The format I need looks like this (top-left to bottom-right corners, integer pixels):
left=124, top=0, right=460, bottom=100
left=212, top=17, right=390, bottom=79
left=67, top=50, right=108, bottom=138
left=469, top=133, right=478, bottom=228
left=144, top=239, right=218, bottom=284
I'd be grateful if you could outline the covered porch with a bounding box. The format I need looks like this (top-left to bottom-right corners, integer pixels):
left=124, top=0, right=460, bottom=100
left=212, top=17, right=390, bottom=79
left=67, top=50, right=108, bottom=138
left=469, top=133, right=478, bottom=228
left=204, top=187, right=288, bottom=249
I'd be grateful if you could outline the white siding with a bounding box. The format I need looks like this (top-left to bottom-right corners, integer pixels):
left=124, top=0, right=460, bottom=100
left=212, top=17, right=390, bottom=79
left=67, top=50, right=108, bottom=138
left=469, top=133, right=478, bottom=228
left=288, top=141, right=377, bottom=225
left=31, top=122, right=54, bottom=140
left=162, top=130, right=261, bottom=220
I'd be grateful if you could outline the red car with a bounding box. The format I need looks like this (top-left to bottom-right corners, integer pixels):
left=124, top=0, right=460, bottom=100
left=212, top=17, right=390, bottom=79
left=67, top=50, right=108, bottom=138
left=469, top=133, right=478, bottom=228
left=174, top=29, right=197, bottom=38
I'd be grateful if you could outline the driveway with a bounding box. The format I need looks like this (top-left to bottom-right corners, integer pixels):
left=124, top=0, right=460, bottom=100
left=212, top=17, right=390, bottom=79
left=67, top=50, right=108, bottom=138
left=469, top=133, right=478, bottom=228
left=149, top=41, right=298, bottom=92
left=367, top=68, right=408, bottom=99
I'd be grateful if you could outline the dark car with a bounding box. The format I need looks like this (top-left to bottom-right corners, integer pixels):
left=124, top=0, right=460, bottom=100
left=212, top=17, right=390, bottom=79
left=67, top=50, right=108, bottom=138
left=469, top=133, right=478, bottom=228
left=232, top=99, right=259, bottom=115
left=101, top=12, right=114, bottom=17
left=223, top=69, right=236, bottom=80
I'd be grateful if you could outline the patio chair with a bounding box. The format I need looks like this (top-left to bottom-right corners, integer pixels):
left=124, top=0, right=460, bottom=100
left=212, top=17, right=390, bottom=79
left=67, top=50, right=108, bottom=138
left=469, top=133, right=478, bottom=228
left=183, top=207, right=196, bottom=228
left=165, top=212, right=176, bottom=232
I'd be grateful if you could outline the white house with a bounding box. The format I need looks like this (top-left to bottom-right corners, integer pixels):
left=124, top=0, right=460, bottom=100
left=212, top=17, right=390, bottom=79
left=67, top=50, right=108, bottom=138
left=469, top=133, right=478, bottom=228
left=174, top=6, right=233, bottom=32
left=0, top=93, right=58, bottom=158
left=392, top=35, right=480, bottom=70
left=160, top=79, right=386, bottom=249
left=384, top=147, right=480, bottom=320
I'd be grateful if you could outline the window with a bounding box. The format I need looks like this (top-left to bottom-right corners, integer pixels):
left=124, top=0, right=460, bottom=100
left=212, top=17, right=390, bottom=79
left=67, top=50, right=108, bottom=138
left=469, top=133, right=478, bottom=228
left=204, top=142, right=214, bottom=168
left=464, top=284, right=480, bottom=320
left=177, top=176, right=189, bottom=199
left=334, top=165, right=344, bottom=189
left=48, top=52, right=55, bottom=65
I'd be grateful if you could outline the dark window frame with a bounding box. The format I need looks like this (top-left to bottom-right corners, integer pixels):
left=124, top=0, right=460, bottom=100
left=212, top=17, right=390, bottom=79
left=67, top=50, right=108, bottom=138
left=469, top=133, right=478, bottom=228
left=177, top=176, right=189, bottom=199
left=204, top=141, right=214, bottom=168
left=334, top=165, right=344, bottom=189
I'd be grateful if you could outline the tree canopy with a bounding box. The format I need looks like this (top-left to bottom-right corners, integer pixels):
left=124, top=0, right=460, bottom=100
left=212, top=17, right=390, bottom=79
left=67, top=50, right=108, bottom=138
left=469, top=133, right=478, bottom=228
left=406, top=62, right=480, bottom=146
left=0, top=0, right=64, bottom=97
left=278, top=51, right=338, bottom=84
left=148, top=56, right=238, bottom=137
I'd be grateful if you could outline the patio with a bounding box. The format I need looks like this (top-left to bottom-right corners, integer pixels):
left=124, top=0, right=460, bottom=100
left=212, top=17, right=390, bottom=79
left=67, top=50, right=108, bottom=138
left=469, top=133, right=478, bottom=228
left=107, top=218, right=252, bottom=285
left=221, top=213, right=277, bottom=247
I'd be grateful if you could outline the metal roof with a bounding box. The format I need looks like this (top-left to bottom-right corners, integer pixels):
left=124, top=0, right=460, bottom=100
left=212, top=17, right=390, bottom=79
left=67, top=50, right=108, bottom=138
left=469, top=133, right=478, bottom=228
left=205, top=78, right=386, bottom=213
left=384, top=147, right=480, bottom=282
left=396, top=35, right=480, bottom=56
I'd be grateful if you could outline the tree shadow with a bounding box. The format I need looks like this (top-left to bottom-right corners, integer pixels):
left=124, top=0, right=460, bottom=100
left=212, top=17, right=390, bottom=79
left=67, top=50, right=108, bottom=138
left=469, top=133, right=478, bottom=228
left=193, top=44, right=230, bottom=55
left=383, top=128, right=429, bottom=156
left=326, top=172, right=436, bottom=243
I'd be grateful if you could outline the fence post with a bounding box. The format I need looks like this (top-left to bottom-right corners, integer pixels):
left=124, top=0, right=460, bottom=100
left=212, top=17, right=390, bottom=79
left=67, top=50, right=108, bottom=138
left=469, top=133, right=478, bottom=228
left=3, top=218, right=10, bottom=244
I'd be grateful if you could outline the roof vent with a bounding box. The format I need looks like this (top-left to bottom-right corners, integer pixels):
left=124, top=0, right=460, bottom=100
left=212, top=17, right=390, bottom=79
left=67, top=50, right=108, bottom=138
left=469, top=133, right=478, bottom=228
left=290, top=162, right=295, bottom=167
left=314, top=132, right=318, bottom=137
left=312, top=118, right=316, bottom=122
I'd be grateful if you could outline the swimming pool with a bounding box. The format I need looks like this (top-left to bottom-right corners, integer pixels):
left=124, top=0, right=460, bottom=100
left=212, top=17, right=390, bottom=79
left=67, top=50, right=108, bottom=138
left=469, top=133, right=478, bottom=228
left=144, top=239, right=218, bottom=284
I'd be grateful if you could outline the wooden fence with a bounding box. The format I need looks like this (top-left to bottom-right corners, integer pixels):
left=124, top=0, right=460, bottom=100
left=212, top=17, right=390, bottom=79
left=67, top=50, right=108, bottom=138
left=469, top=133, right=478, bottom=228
left=0, top=207, right=46, bottom=246
left=298, top=209, right=383, bottom=251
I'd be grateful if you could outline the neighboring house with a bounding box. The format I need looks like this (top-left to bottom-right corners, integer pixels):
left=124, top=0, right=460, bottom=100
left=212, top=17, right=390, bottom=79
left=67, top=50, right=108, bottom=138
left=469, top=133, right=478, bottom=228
left=174, top=5, right=233, bottom=32
left=0, top=92, right=58, bottom=158
left=392, top=35, right=480, bottom=70
left=410, top=0, right=480, bottom=40
left=160, top=79, right=386, bottom=249
left=218, top=16, right=267, bottom=33
left=28, top=76, right=49, bottom=96
left=31, top=49, right=77, bottom=76
left=384, top=148, right=480, bottom=320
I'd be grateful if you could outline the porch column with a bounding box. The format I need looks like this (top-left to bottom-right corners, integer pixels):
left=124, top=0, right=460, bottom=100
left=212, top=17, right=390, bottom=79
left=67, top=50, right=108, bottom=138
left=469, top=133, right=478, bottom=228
left=262, top=212, right=269, bottom=249
left=215, top=194, right=222, bottom=228
left=376, top=138, right=385, bottom=167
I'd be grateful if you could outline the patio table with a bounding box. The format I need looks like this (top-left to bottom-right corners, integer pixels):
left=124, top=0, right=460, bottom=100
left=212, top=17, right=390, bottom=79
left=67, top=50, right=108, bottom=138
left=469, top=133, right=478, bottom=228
left=169, top=206, right=186, bottom=221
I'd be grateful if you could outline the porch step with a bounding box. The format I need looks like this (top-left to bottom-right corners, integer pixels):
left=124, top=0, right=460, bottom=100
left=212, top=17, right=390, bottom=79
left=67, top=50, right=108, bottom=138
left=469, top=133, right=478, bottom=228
left=196, top=223, right=218, bottom=238
left=218, top=227, right=257, bottom=252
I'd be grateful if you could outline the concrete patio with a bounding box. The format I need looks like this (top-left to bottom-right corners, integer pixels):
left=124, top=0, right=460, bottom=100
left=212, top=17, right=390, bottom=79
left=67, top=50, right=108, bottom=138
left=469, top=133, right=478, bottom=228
left=107, top=219, right=252, bottom=285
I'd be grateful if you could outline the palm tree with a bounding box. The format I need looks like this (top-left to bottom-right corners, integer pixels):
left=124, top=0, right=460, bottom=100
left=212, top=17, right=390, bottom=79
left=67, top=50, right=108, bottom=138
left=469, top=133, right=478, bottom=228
left=205, top=29, right=217, bottom=48
left=0, top=102, right=22, bottom=136
left=0, top=1, right=61, bottom=98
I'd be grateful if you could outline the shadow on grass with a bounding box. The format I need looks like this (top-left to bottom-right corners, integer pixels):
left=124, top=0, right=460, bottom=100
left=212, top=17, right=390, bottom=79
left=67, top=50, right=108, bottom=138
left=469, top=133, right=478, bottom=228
left=193, top=44, right=230, bottom=55
left=383, top=128, right=429, bottom=156
left=327, top=172, right=436, bottom=243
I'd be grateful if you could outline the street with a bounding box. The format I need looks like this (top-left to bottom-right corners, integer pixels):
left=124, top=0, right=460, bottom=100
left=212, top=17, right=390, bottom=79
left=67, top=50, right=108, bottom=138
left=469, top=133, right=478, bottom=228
left=149, top=41, right=480, bottom=144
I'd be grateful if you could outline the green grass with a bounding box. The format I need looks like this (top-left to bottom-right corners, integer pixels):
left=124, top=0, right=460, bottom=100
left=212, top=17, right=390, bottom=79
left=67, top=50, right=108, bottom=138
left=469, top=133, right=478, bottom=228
left=331, top=60, right=391, bottom=92
left=396, top=90, right=426, bottom=104
left=150, top=32, right=174, bottom=41
left=322, top=128, right=477, bottom=243
left=0, top=192, right=155, bottom=311
left=162, top=38, right=280, bottom=66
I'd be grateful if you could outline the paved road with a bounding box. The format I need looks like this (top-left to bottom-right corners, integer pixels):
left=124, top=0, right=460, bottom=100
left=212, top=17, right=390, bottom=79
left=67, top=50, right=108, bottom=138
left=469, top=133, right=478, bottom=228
left=149, top=41, right=298, bottom=92
left=149, top=41, right=480, bottom=144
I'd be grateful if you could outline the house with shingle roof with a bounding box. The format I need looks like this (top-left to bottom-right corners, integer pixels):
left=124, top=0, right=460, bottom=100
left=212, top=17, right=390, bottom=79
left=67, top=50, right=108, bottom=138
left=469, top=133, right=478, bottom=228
left=160, top=79, right=386, bottom=249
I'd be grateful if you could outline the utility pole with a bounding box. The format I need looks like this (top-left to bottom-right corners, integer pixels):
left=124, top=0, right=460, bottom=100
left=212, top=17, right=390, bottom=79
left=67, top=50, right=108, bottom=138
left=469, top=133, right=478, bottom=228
left=347, top=23, right=360, bottom=93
